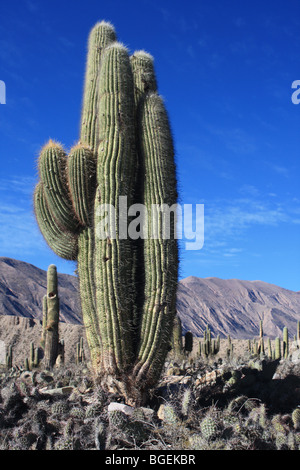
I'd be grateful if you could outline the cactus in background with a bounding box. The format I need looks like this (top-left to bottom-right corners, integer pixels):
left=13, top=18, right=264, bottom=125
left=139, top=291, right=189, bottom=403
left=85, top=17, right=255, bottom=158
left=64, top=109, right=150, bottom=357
left=184, top=332, right=193, bottom=354
left=41, top=295, right=48, bottom=349
left=6, top=345, right=12, bottom=369
left=24, top=357, right=30, bottom=371
left=42, top=265, right=60, bottom=369
left=267, top=338, right=272, bottom=359
left=76, top=337, right=85, bottom=365
left=226, top=335, right=234, bottom=359
left=297, top=320, right=300, bottom=348
left=56, top=339, right=65, bottom=366
left=199, top=325, right=220, bottom=358
left=275, top=337, right=281, bottom=360
left=283, top=327, right=289, bottom=359
left=171, top=315, right=183, bottom=356
left=26, top=341, right=40, bottom=370
left=33, top=22, right=178, bottom=404
left=258, top=320, right=265, bottom=355
left=30, top=341, right=35, bottom=368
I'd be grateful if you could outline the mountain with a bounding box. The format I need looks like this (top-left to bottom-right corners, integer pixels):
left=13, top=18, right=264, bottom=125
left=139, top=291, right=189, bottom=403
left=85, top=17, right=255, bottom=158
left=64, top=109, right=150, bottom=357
left=0, top=257, right=299, bottom=340
left=0, top=257, right=82, bottom=324
left=177, top=276, right=300, bottom=339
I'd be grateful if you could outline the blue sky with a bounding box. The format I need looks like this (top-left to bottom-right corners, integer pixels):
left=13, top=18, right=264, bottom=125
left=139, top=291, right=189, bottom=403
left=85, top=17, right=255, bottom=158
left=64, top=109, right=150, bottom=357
left=0, top=0, right=299, bottom=291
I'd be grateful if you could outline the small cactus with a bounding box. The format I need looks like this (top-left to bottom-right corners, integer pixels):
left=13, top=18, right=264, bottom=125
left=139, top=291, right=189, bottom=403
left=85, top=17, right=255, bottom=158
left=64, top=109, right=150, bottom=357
left=200, top=416, right=219, bottom=440
left=292, top=408, right=300, bottom=430
left=181, top=389, right=192, bottom=417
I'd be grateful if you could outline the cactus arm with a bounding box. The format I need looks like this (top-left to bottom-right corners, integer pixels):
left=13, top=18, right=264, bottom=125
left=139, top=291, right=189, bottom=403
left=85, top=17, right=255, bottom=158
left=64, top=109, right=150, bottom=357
left=38, top=140, right=80, bottom=232
left=38, top=140, right=79, bottom=231
left=67, top=144, right=96, bottom=226
left=34, top=182, right=79, bottom=260
left=130, top=51, right=157, bottom=107
left=80, top=21, right=116, bottom=149
left=132, top=92, right=178, bottom=387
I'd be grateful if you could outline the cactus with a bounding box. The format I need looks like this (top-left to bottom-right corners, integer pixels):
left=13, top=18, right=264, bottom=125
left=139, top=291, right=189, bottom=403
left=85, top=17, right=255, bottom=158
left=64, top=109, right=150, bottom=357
left=258, top=320, right=265, bottom=355
left=267, top=338, right=272, bottom=359
left=75, top=337, right=85, bottom=365
left=181, top=389, right=192, bottom=417
left=226, top=335, right=234, bottom=359
left=199, top=325, right=220, bottom=358
left=42, top=264, right=60, bottom=369
left=200, top=416, right=218, bottom=440
left=292, top=408, right=300, bottom=430
left=33, top=22, right=178, bottom=404
left=6, top=345, right=12, bottom=369
left=171, top=315, right=183, bottom=356
left=274, top=337, right=281, bottom=360
left=24, top=357, right=30, bottom=371
left=41, top=295, right=48, bottom=349
left=283, top=327, right=289, bottom=359
left=184, top=332, right=193, bottom=354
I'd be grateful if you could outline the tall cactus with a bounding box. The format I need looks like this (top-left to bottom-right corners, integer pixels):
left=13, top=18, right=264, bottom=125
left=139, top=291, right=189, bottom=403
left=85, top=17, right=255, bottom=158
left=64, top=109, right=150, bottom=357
left=43, top=264, right=60, bottom=369
left=283, top=326, right=289, bottom=359
left=33, top=21, right=178, bottom=404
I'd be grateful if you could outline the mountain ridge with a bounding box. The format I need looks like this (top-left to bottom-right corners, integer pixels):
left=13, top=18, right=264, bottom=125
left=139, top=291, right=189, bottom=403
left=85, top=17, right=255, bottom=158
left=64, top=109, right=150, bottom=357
left=0, top=257, right=299, bottom=339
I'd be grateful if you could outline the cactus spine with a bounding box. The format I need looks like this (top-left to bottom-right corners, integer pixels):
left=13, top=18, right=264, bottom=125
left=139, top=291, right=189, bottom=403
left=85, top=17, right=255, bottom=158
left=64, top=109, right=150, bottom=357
left=33, top=22, right=178, bottom=404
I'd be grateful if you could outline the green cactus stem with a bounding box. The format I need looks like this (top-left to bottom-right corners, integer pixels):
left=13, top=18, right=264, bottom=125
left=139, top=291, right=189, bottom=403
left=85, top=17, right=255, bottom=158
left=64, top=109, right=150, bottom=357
left=275, top=337, right=281, bottom=360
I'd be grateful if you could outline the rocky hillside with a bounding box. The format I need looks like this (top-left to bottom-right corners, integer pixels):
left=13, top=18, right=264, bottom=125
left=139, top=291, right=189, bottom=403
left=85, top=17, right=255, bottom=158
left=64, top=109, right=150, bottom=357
left=0, top=257, right=299, bottom=341
left=177, top=276, right=300, bottom=339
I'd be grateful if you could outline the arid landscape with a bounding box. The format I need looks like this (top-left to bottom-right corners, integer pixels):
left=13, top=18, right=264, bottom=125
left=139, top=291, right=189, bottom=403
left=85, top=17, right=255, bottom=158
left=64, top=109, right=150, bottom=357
left=0, top=257, right=300, bottom=450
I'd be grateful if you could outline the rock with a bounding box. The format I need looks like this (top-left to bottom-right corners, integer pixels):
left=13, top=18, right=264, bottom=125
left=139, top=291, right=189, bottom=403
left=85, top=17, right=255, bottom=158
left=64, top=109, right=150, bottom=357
left=39, top=386, right=74, bottom=396
left=291, top=349, right=300, bottom=364
left=107, top=402, right=134, bottom=416
left=166, top=366, right=184, bottom=376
